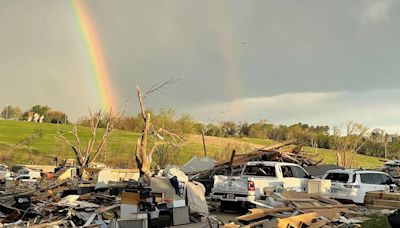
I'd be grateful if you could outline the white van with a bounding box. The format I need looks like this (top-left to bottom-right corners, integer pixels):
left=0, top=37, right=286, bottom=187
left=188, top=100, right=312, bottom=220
left=323, top=169, right=397, bottom=203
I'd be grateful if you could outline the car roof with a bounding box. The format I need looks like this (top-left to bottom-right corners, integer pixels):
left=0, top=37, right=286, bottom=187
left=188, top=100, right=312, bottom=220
left=246, top=161, right=301, bottom=167
left=326, top=169, right=357, bottom=173
left=326, top=169, right=389, bottom=175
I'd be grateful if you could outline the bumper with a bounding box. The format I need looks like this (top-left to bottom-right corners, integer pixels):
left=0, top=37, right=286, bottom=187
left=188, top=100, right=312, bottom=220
left=210, top=192, right=249, bottom=202
left=329, top=188, right=364, bottom=204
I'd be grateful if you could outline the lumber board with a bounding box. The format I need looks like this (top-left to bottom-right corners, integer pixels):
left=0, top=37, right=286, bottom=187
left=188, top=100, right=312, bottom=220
left=303, top=208, right=346, bottom=221
left=299, top=204, right=356, bottom=210
left=237, top=204, right=355, bottom=222
left=366, top=191, right=400, bottom=200
left=215, top=140, right=296, bottom=166
left=277, top=212, right=319, bottom=228
left=310, top=195, right=341, bottom=205
left=373, top=199, right=400, bottom=208
left=308, top=220, right=327, bottom=228
left=275, top=198, right=317, bottom=203
left=29, top=220, right=67, bottom=228
left=237, top=207, right=293, bottom=222
left=242, top=218, right=277, bottom=228
left=367, top=204, right=400, bottom=210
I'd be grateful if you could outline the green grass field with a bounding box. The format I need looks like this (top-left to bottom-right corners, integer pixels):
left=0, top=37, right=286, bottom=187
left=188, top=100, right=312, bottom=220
left=0, top=120, right=384, bottom=168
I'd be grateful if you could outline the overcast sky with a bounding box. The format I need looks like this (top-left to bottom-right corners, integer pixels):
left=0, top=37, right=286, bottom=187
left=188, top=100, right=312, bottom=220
left=1, top=0, right=400, bottom=132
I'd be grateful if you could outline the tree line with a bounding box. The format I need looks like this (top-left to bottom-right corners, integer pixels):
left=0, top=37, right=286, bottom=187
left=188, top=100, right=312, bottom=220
left=1, top=105, right=68, bottom=124
left=3, top=105, right=399, bottom=160
left=76, top=108, right=400, bottom=160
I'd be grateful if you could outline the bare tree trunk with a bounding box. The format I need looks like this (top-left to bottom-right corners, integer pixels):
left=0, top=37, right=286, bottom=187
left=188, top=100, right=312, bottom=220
left=135, top=86, right=152, bottom=185
left=140, top=114, right=151, bottom=174
left=134, top=80, right=181, bottom=185
left=384, top=144, right=388, bottom=159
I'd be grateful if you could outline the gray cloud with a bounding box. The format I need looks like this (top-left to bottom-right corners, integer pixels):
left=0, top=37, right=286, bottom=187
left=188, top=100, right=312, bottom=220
left=1, top=0, right=400, bottom=130
left=188, top=89, right=400, bottom=133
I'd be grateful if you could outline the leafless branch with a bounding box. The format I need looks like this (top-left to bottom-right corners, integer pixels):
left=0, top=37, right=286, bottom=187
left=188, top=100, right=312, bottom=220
left=142, top=77, right=180, bottom=99
left=88, top=106, right=127, bottom=164
left=56, top=130, right=81, bottom=165
left=70, top=125, right=82, bottom=159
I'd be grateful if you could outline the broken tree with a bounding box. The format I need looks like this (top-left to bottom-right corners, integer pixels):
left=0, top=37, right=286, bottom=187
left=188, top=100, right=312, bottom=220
left=57, top=108, right=124, bottom=170
left=134, top=79, right=184, bottom=186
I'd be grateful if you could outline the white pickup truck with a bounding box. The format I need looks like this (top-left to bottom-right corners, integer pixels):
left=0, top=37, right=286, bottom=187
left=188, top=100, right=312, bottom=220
left=210, top=161, right=311, bottom=203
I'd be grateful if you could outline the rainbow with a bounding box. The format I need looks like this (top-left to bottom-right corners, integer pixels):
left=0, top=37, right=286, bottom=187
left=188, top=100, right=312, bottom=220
left=70, top=0, right=117, bottom=111
left=211, top=2, right=242, bottom=118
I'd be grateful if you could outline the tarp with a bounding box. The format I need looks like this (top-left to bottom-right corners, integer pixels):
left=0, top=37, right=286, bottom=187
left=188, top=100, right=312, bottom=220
left=186, top=181, right=208, bottom=216
left=180, top=156, right=216, bottom=174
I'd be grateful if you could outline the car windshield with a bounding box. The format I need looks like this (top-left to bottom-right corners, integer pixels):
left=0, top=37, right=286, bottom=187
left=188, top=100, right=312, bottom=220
left=325, top=172, right=351, bottom=183
left=243, top=165, right=276, bottom=177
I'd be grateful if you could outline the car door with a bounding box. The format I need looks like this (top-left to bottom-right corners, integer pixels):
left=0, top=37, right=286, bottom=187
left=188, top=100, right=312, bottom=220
left=360, top=173, right=388, bottom=192
left=281, top=165, right=309, bottom=191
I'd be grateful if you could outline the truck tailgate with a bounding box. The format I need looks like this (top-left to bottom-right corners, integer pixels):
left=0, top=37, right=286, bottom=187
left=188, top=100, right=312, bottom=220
left=213, top=175, right=248, bottom=194
left=248, top=177, right=284, bottom=197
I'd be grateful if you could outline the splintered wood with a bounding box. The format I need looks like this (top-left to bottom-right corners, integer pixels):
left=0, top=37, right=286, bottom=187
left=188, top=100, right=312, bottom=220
left=232, top=191, right=361, bottom=228
left=215, top=140, right=323, bottom=170
left=365, top=191, right=400, bottom=209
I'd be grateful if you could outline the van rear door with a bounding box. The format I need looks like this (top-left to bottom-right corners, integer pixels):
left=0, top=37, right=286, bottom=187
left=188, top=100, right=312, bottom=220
left=324, top=171, right=353, bottom=195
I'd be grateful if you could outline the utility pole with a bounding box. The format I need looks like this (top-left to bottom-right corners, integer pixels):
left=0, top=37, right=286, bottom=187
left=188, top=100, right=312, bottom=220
left=201, top=130, right=207, bottom=157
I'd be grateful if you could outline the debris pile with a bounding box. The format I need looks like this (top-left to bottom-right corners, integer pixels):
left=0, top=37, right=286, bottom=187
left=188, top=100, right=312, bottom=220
left=364, top=191, right=400, bottom=209
left=225, top=191, right=368, bottom=228
left=215, top=140, right=323, bottom=171
left=0, top=164, right=216, bottom=227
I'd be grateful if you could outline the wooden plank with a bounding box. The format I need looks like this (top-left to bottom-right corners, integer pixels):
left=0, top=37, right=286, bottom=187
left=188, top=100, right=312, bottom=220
left=275, top=198, right=317, bottom=203
left=215, top=139, right=296, bottom=167
left=242, top=218, right=277, bottom=228
left=237, top=204, right=354, bottom=222
left=299, top=204, right=356, bottom=210
left=237, top=207, right=293, bottom=222
left=30, top=220, right=67, bottom=228
left=277, top=212, right=319, bottom=228
left=373, top=199, right=400, bottom=208
left=308, top=220, right=327, bottom=228
left=303, top=208, right=346, bottom=221
left=367, top=204, right=400, bottom=210
left=310, top=195, right=341, bottom=205
left=281, top=192, right=312, bottom=199
left=366, top=191, right=400, bottom=200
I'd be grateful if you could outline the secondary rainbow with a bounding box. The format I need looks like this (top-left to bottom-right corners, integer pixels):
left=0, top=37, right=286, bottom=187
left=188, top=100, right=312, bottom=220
left=70, top=0, right=117, bottom=111
left=212, top=2, right=243, bottom=117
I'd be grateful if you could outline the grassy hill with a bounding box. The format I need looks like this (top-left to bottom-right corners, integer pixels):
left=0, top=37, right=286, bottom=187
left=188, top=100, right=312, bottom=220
left=0, top=120, right=384, bottom=168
